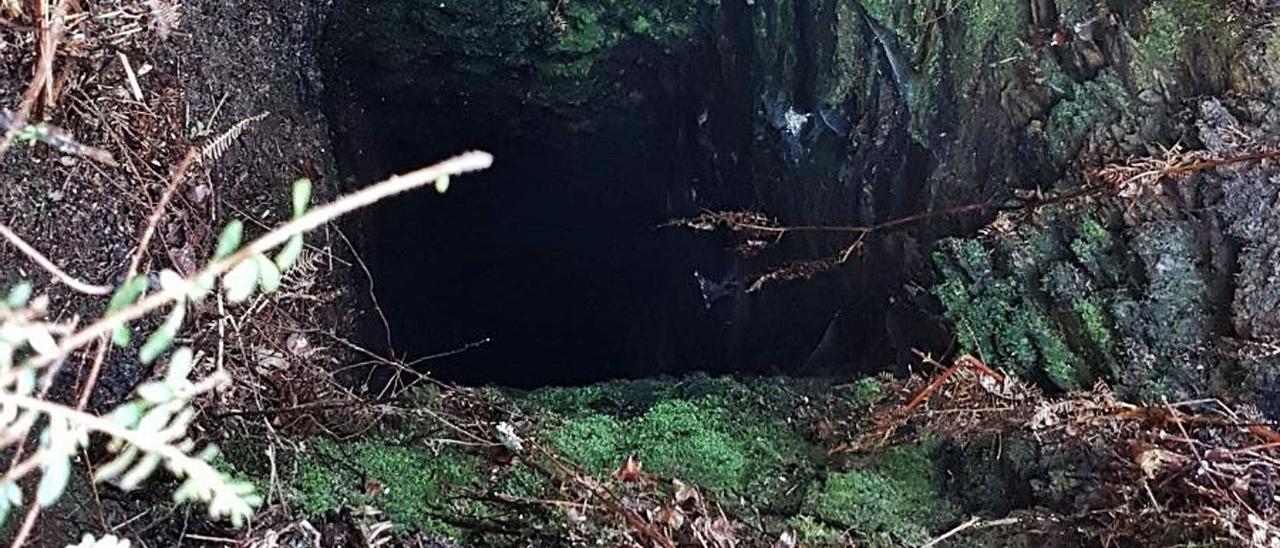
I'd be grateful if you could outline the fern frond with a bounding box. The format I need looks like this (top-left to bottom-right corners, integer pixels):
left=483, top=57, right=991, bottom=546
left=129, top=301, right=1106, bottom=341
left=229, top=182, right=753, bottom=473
left=144, top=0, right=181, bottom=39
left=197, top=112, right=269, bottom=165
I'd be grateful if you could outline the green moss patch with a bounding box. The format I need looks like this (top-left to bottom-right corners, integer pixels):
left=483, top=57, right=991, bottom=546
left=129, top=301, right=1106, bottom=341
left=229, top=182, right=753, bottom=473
left=797, top=443, right=957, bottom=546
left=932, top=227, right=1113, bottom=390
left=292, top=437, right=483, bottom=536
left=532, top=376, right=819, bottom=506
left=281, top=376, right=971, bottom=544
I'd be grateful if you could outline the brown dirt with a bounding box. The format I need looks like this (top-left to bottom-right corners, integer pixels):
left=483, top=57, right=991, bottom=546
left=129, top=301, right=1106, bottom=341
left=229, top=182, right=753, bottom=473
left=0, top=0, right=376, bottom=545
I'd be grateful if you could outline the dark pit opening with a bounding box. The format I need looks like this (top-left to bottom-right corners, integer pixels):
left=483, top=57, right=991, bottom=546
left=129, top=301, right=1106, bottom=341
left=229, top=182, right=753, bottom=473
left=320, top=6, right=950, bottom=387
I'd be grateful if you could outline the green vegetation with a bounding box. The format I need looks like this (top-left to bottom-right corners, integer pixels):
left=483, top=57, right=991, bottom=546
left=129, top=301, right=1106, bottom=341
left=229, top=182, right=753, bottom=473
left=293, top=437, right=483, bottom=535
left=1133, top=0, right=1242, bottom=89
left=1266, top=24, right=1280, bottom=85
left=274, top=372, right=980, bottom=545
left=798, top=443, right=956, bottom=546
left=1044, top=71, right=1128, bottom=163
left=850, top=376, right=885, bottom=405
left=529, top=0, right=711, bottom=104
left=535, top=376, right=816, bottom=499
left=1074, top=297, right=1115, bottom=355
left=554, top=0, right=709, bottom=51
left=544, top=413, right=626, bottom=473
left=932, top=235, right=1093, bottom=390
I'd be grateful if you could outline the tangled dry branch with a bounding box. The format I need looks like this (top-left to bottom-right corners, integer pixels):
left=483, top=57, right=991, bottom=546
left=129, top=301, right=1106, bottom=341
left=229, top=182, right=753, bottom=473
left=669, top=142, right=1280, bottom=294
left=840, top=353, right=1280, bottom=545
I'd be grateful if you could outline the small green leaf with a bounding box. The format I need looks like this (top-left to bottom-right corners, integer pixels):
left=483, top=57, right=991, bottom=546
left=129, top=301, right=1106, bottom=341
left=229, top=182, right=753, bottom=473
left=119, top=453, right=161, bottom=491
left=109, top=402, right=145, bottom=429
left=196, top=444, right=220, bottom=462
left=434, top=175, right=451, bottom=194
left=222, top=259, right=260, bottom=303
left=138, top=302, right=186, bottom=365
left=135, top=382, right=172, bottom=404
left=15, top=368, right=35, bottom=396
left=158, top=270, right=185, bottom=292
left=24, top=326, right=58, bottom=357
left=168, top=407, right=196, bottom=434
left=111, top=325, right=132, bottom=347
left=94, top=446, right=139, bottom=483
left=108, top=276, right=149, bottom=347
left=107, top=276, right=148, bottom=313
left=0, top=481, right=19, bottom=526
left=215, top=220, right=244, bottom=260
left=190, top=272, right=217, bottom=300
left=36, top=455, right=71, bottom=507
left=166, top=347, right=195, bottom=384
left=137, top=404, right=175, bottom=434
left=5, top=282, right=32, bottom=309
left=273, top=235, right=304, bottom=271
left=255, top=254, right=281, bottom=293
left=0, top=341, right=13, bottom=371
left=292, top=178, right=312, bottom=218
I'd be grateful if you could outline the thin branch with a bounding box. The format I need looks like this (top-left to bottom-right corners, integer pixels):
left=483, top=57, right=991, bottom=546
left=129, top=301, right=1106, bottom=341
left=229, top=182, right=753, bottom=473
left=84, top=115, right=268, bottom=410
left=0, top=449, right=45, bottom=484
left=6, top=151, right=494, bottom=381
left=0, top=0, right=68, bottom=158
left=7, top=503, right=40, bottom=548
left=1, top=392, right=195, bottom=462
left=921, top=516, right=982, bottom=548
left=124, top=148, right=199, bottom=279
left=0, top=220, right=112, bottom=295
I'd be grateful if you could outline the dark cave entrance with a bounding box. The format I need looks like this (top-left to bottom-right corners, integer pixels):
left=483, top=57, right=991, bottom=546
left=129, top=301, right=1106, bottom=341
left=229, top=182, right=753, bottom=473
left=319, top=6, right=949, bottom=387
left=321, top=41, right=739, bottom=387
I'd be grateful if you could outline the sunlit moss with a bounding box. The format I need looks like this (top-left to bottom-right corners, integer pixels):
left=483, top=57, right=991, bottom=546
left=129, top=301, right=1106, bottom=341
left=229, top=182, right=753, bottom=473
left=544, top=413, right=625, bottom=473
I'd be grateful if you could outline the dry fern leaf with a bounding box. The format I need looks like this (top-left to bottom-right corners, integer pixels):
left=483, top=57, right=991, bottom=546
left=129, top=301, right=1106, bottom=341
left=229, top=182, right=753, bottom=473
left=198, top=112, right=268, bottom=165
left=145, top=0, right=181, bottom=39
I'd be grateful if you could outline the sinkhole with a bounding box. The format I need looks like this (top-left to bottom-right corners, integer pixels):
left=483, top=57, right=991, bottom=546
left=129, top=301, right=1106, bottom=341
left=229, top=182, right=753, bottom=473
left=319, top=3, right=948, bottom=387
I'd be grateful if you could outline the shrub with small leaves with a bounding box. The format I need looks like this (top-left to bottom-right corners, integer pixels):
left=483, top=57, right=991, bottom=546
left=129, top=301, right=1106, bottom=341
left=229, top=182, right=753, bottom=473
left=0, top=150, right=492, bottom=542
left=0, top=178, right=315, bottom=530
left=68, top=534, right=132, bottom=548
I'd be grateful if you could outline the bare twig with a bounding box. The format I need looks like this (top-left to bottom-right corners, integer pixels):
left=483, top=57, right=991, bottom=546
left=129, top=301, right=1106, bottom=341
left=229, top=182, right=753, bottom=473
left=0, top=220, right=112, bottom=295
left=671, top=201, right=990, bottom=292
left=7, top=503, right=41, bottom=548
left=920, top=516, right=981, bottom=548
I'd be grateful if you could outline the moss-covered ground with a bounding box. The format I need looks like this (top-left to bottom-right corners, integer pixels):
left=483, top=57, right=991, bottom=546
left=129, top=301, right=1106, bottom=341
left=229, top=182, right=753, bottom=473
left=260, top=375, right=962, bottom=546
